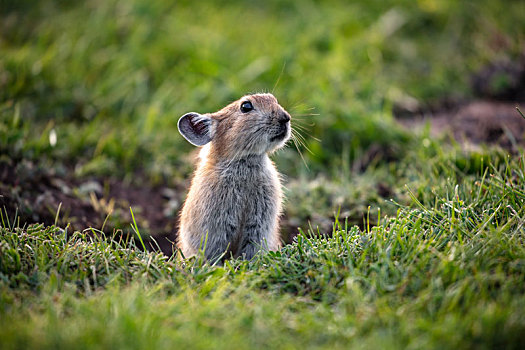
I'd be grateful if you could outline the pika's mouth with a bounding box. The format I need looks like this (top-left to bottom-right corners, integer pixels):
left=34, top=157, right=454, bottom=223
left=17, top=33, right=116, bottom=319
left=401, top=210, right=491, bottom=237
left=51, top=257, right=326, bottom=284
left=270, top=128, right=289, bottom=142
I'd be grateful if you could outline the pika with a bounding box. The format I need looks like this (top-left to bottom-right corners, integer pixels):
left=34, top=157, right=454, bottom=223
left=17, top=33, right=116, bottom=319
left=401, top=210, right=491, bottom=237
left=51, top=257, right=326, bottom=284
left=177, top=93, right=291, bottom=261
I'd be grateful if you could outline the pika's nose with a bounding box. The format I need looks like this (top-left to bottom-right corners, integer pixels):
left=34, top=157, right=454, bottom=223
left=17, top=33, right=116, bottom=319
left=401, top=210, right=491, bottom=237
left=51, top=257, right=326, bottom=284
left=278, top=112, right=291, bottom=124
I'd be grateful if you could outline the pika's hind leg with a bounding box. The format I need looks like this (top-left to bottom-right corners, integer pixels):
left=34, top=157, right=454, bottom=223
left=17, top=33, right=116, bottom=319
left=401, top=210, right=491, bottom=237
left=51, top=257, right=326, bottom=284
left=238, top=232, right=265, bottom=260
left=238, top=218, right=280, bottom=260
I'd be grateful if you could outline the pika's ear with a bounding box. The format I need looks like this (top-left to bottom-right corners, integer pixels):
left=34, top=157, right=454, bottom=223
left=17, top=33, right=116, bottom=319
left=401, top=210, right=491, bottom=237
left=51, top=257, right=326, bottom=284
left=178, top=112, right=212, bottom=146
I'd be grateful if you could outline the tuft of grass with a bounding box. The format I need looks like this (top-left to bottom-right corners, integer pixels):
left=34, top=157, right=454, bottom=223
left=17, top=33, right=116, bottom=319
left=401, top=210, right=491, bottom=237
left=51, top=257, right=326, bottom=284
left=129, top=207, right=146, bottom=252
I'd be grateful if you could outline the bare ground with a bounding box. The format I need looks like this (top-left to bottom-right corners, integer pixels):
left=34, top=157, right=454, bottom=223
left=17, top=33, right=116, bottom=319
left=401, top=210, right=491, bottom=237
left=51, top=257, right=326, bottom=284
left=0, top=160, right=185, bottom=254
left=395, top=55, right=525, bottom=150
left=395, top=100, right=525, bottom=151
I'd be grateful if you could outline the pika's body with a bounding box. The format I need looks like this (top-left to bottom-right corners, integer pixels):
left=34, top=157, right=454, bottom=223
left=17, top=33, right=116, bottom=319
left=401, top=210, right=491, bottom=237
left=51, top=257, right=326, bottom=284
left=178, top=93, right=291, bottom=260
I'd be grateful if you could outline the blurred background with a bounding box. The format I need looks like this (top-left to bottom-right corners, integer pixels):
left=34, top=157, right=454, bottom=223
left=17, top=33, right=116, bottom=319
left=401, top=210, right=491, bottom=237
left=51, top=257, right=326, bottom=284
left=1, top=0, right=524, bottom=252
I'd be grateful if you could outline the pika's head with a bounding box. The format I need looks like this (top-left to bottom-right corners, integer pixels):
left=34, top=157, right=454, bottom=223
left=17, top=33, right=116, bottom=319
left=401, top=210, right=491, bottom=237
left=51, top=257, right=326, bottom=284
left=178, top=93, right=291, bottom=159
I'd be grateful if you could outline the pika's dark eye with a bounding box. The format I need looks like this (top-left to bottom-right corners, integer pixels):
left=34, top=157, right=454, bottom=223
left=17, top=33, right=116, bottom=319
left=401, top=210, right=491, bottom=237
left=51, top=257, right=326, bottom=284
left=240, top=101, right=253, bottom=113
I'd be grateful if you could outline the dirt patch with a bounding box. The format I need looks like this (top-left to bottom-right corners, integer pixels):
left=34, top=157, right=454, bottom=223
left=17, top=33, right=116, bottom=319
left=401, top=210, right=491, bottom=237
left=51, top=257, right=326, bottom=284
left=394, top=57, right=525, bottom=150
left=396, top=100, right=525, bottom=151
left=471, top=55, right=525, bottom=102
left=0, top=158, right=184, bottom=254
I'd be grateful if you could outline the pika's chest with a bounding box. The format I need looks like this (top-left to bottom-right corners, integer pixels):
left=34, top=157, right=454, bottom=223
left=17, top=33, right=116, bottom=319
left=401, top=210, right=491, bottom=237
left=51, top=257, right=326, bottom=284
left=221, top=164, right=275, bottom=191
left=212, top=158, right=279, bottom=201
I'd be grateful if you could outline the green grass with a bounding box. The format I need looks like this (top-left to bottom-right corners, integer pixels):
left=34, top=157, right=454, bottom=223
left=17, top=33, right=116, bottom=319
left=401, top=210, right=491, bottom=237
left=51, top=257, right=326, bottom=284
left=2, top=0, right=524, bottom=177
left=1, top=152, right=524, bottom=349
left=1, top=0, right=525, bottom=348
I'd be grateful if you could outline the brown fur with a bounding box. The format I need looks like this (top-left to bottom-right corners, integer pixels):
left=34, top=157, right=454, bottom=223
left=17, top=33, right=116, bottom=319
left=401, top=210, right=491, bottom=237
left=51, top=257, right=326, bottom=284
left=177, top=93, right=291, bottom=261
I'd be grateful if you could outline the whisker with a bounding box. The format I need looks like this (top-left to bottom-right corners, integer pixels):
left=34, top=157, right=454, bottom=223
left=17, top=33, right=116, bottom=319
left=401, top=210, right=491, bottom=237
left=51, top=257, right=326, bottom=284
left=294, top=133, right=316, bottom=152
left=293, top=137, right=310, bottom=152
left=292, top=119, right=318, bottom=126
left=290, top=100, right=319, bottom=111
left=293, top=120, right=316, bottom=128
left=291, top=129, right=314, bottom=154
left=272, top=61, right=287, bottom=95
left=291, top=133, right=309, bottom=170
left=292, top=126, right=320, bottom=143
left=294, top=122, right=316, bottom=129
left=291, top=113, right=320, bottom=117
left=292, top=124, right=308, bottom=132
